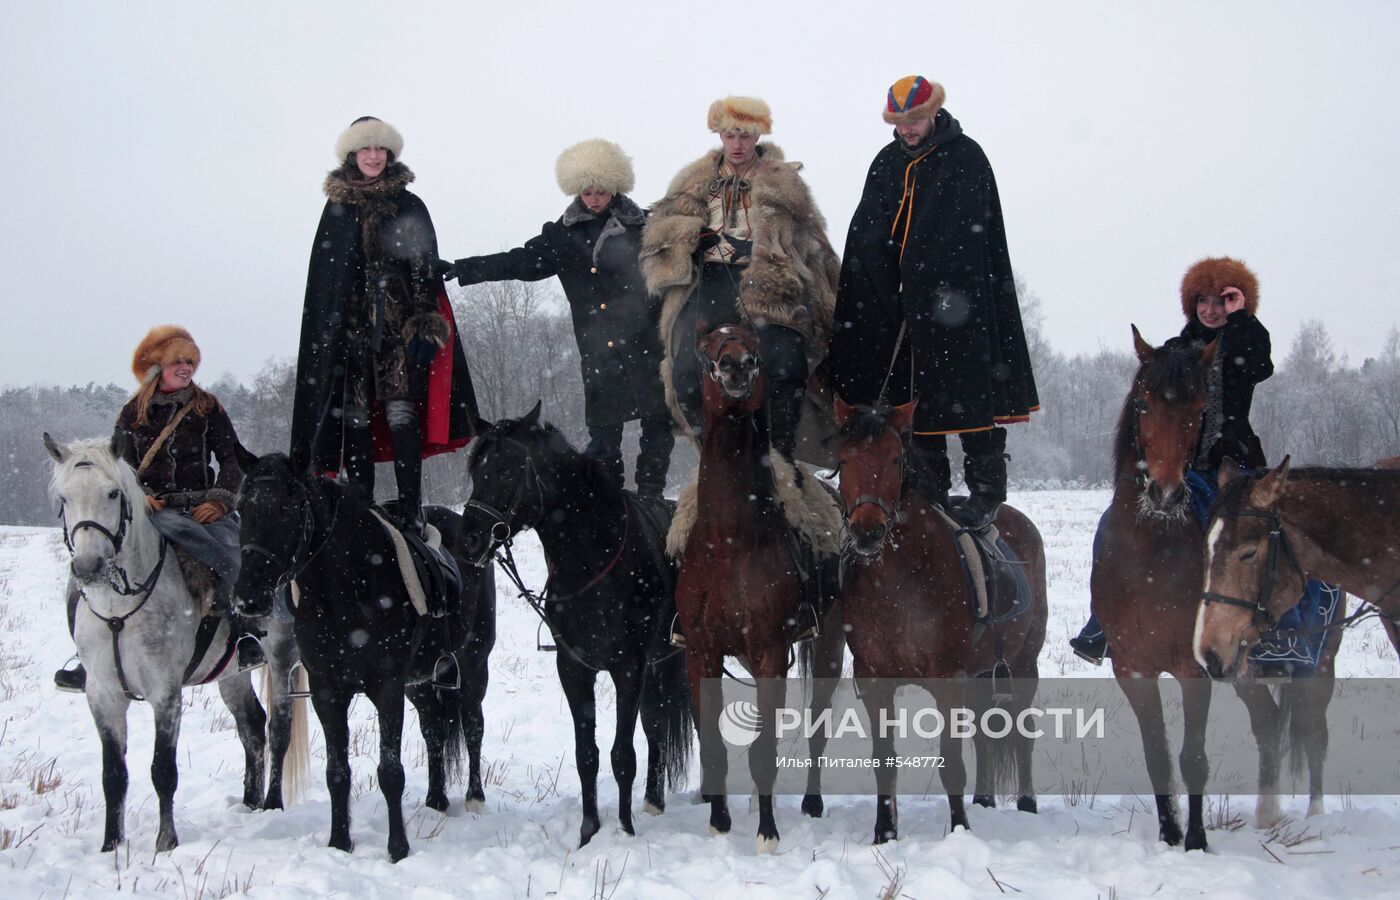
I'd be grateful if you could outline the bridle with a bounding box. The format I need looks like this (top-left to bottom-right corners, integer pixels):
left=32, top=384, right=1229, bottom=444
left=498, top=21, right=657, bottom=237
left=841, top=434, right=907, bottom=527
left=1200, top=507, right=1303, bottom=632
left=696, top=326, right=761, bottom=403
left=463, top=438, right=545, bottom=568
left=239, top=474, right=338, bottom=596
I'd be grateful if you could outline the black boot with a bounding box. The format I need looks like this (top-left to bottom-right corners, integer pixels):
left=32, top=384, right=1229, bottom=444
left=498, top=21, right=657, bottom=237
left=54, top=662, right=86, bottom=693
left=910, top=434, right=953, bottom=511
left=213, top=578, right=266, bottom=671
left=954, top=428, right=1008, bottom=531
left=634, top=413, right=675, bottom=500
left=766, top=386, right=806, bottom=473
left=389, top=424, right=425, bottom=535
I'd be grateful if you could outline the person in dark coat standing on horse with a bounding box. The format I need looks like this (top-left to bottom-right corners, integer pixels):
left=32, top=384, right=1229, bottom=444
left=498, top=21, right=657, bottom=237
left=640, top=96, right=840, bottom=469
left=290, top=116, right=479, bottom=534
left=828, top=76, right=1039, bottom=529
left=449, top=139, right=674, bottom=498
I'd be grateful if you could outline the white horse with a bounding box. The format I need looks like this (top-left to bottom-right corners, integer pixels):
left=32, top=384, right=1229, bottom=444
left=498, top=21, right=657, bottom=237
left=45, top=432, right=307, bottom=852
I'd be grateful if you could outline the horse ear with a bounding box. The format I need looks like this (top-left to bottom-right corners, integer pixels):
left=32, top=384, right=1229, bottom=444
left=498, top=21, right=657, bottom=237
left=521, top=400, right=542, bottom=428
left=888, top=399, right=918, bottom=434
left=833, top=394, right=855, bottom=428
left=110, top=429, right=130, bottom=461
left=233, top=440, right=259, bottom=473
left=1218, top=456, right=1241, bottom=487
left=42, top=432, right=66, bottom=463
left=1199, top=335, right=1219, bottom=368
left=1131, top=324, right=1155, bottom=364
left=1253, top=455, right=1292, bottom=507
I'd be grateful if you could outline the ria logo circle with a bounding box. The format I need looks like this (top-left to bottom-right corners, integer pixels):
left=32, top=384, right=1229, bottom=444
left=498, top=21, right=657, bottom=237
left=718, top=699, right=762, bottom=747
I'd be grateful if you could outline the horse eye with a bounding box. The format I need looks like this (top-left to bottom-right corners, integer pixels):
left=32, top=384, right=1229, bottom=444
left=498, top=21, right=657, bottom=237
left=108, top=489, right=120, bottom=500
left=1239, top=549, right=1257, bottom=561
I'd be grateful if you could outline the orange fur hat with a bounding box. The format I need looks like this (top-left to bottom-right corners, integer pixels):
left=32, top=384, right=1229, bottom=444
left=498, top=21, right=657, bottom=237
left=1179, top=257, right=1260, bottom=319
left=707, top=96, right=772, bottom=135
left=131, top=325, right=201, bottom=385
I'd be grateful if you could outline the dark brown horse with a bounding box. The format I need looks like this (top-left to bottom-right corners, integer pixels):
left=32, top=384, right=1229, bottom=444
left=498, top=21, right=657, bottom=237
left=1095, top=327, right=1345, bottom=847
left=1197, top=457, right=1400, bottom=675
left=675, top=322, right=842, bottom=854
left=833, top=398, right=1047, bottom=844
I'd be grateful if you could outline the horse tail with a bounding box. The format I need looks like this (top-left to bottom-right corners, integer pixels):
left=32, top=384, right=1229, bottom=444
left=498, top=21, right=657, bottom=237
left=967, top=675, right=1020, bottom=797
left=441, top=685, right=466, bottom=786
left=645, top=647, right=693, bottom=788
left=1275, top=675, right=1332, bottom=785
left=269, top=663, right=310, bottom=805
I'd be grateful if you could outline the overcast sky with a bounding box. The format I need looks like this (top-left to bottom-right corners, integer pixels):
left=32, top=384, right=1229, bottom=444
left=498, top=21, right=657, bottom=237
left=4, top=1, right=1398, bottom=390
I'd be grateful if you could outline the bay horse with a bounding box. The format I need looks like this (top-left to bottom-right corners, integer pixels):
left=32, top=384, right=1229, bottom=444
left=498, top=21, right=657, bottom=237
left=44, top=433, right=307, bottom=853
left=1094, top=327, right=1344, bottom=849
left=234, top=453, right=496, bottom=862
left=676, top=322, right=844, bottom=855
left=832, top=398, right=1047, bottom=844
left=458, top=404, right=691, bottom=848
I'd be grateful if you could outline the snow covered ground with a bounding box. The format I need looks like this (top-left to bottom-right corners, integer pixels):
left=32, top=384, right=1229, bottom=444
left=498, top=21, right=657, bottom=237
left=1, top=490, right=1397, bottom=898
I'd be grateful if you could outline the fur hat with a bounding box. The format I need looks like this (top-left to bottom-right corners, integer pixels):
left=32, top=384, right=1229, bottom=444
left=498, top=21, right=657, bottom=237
left=1179, top=257, right=1260, bottom=319
left=334, top=116, right=404, bottom=161
left=707, top=96, right=772, bottom=136
left=131, top=325, right=200, bottom=385
left=883, top=75, right=946, bottom=126
left=555, top=139, right=635, bottom=196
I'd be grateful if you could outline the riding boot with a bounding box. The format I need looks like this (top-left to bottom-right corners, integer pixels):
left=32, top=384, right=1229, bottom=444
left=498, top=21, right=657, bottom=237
left=633, top=412, right=675, bottom=500
left=910, top=434, right=953, bottom=511
left=953, top=428, right=1008, bottom=531
left=54, top=578, right=86, bottom=692
left=389, top=424, right=425, bottom=535
left=343, top=417, right=376, bottom=500
left=766, top=386, right=806, bottom=491
left=213, top=579, right=267, bottom=671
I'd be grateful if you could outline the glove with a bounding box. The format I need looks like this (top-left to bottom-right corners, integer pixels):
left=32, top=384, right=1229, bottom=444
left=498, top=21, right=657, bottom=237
left=145, top=495, right=166, bottom=513
left=696, top=230, right=723, bottom=254
left=406, top=335, right=439, bottom=367
left=191, top=500, right=228, bottom=524
left=433, top=258, right=458, bottom=281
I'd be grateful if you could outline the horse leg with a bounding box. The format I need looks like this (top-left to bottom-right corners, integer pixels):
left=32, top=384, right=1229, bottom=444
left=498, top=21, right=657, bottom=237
left=460, top=644, right=491, bottom=813
left=1295, top=674, right=1334, bottom=817
left=1013, top=670, right=1040, bottom=813
left=750, top=653, right=787, bottom=855
left=261, top=624, right=301, bottom=811
left=217, top=671, right=268, bottom=809
left=88, top=693, right=130, bottom=852
left=311, top=686, right=354, bottom=854
left=637, top=644, right=689, bottom=816
left=969, top=676, right=997, bottom=809
left=405, top=682, right=451, bottom=813
left=1117, top=676, right=1183, bottom=846
left=1234, top=679, right=1284, bottom=827
left=1178, top=677, right=1212, bottom=851
left=932, top=681, right=970, bottom=833
left=557, top=653, right=602, bottom=847
left=802, top=613, right=844, bottom=818
left=859, top=677, right=900, bottom=844
left=609, top=667, right=643, bottom=837
left=149, top=689, right=183, bottom=852
left=369, top=683, right=410, bottom=862
left=687, top=648, right=731, bottom=836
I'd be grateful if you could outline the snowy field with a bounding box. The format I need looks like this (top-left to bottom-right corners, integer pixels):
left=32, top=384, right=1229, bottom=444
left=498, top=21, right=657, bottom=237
left=1, top=490, right=1398, bottom=899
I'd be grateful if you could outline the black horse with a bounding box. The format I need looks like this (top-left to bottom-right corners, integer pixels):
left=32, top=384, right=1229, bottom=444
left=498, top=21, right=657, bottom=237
left=459, top=403, right=691, bottom=847
left=233, top=454, right=496, bottom=862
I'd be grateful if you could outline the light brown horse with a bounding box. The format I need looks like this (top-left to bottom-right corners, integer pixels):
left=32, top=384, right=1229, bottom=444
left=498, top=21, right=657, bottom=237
left=1092, top=326, right=1343, bottom=848
left=675, top=322, right=842, bottom=854
left=1197, top=457, right=1400, bottom=675
left=833, top=398, right=1047, bottom=844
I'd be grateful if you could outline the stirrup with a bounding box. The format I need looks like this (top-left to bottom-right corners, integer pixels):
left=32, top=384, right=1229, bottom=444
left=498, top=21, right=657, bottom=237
left=790, top=603, right=821, bottom=644
left=285, top=660, right=312, bottom=698
left=1069, top=634, right=1108, bottom=666
left=234, top=634, right=267, bottom=673
left=669, top=612, right=686, bottom=649
left=54, top=657, right=86, bottom=693
left=431, top=652, right=461, bottom=691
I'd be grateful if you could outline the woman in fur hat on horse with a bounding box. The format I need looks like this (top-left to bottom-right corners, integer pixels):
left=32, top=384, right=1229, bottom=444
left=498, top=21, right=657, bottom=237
left=55, top=326, right=262, bottom=691
left=290, top=116, right=479, bottom=534
left=449, top=139, right=673, bottom=498
left=640, top=96, right=840, bottom=468
left=1071, top=257, right=1274, bottom=663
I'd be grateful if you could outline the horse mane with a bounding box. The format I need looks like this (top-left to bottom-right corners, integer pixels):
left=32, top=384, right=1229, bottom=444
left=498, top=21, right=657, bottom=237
left=1112, top=341, right=1207, bottom=473
left=50, top=437, right=156, bottom=556
left=468, top=416, right=613, bottom=488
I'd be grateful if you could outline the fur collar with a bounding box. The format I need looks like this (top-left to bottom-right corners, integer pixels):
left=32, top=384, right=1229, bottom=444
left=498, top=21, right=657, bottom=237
left=323, top=161, right=415, bottom=204
left=561, top=193, right=646, bottom=227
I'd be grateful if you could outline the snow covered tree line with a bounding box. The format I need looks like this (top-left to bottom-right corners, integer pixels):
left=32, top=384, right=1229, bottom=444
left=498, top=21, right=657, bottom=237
left=3, top=285, right=1397, bottom=525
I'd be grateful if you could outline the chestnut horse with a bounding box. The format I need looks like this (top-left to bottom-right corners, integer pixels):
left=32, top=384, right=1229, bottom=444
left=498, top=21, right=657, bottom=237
left=1095, top=327, right=1344, bottom=849
left=675, top=322, right=842, bottom=855
left=833, top=398, right=1047, bottom=844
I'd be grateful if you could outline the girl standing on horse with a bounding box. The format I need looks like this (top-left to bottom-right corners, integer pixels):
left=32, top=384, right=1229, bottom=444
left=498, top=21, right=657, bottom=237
left=1072, top=257, right=1273, bottom=663
left=290, top=116, right=479, bottom=534
left=55, top=326, right=263, bottom=691
left=448, top=139, right=674, bottom=498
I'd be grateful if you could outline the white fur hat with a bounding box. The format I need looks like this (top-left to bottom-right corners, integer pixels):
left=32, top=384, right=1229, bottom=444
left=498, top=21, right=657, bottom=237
left=555, top=139, right=635, bottom=196
left=707, top=96, right=772, bottom=136
left=334, top=116, right=404, bottom=161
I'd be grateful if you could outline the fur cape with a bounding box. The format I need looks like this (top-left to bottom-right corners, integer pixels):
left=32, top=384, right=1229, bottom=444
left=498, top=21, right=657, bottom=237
left=640, top=144, right=840, bottom=428
left=1179, top=257, right=1260, bottom=320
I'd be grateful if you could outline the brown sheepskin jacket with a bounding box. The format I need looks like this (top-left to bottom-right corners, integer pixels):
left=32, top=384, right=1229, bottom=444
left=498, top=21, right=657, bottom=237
left=639, top=145, right=840, bottom=414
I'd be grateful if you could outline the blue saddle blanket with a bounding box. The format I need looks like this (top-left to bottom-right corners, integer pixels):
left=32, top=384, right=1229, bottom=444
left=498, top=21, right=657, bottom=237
left=1186, top=470, right=1342, bottom=674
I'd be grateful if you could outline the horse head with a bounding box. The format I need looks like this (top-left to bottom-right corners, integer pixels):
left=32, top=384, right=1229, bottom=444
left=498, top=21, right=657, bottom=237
left=1119, top=325, right=1216, bottom=520
left=1194, top=456, right=1302, bottom=679
left=234, top=452, right=315, bottom=617
left=833, top=397, right=917, bottom=559
left=460, top=402, right=553, bottom=566
left=696, top=323, right=763, bottom=415
left=45, top=431, right=147, bottom=585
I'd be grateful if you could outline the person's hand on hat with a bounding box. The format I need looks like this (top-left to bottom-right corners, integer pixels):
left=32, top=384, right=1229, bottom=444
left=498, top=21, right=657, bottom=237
left=1220, top=286, right=1246, bottom=315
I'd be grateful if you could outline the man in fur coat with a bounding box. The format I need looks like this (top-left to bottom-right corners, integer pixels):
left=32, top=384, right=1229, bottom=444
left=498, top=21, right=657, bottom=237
left=640, top=96, right=840, bottom=467
left=451, top=139, right=673, bottom=498
left=828, top=76, right=1039, bottom=529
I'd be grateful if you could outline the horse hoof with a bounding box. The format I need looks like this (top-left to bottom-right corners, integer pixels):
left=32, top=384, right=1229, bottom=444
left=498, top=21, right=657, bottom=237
left=643, top=799, right=664, bottom=816
left=579, top=819, right=601, bottom=847
left=801, top=795, right=824, bottom=818
left=156, top=832, right=178, bottom=853
left=756, top=835, right=780, bottom=855
left=261, top=795, right=285, bottom=812
left=1255, top=795, right=1282, bottom=828
left=1016, top=796, right=1038, bottom=814
left=874, top=827, right=897, bottom=845
left=329, top=836, right=353, bottom=854
left=464, top=798, right=486, bottom=815
left=1159, top=826, right=1183, bottom=847
left=101, top=838, right=120, bottom=853
left=1184, top=828, right=1208, bottom=852
left=389, top=840, right=410, bottom=863
left=972, top=793, right=996, bottom=809
left=425, top=792, right=449, bottom=813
